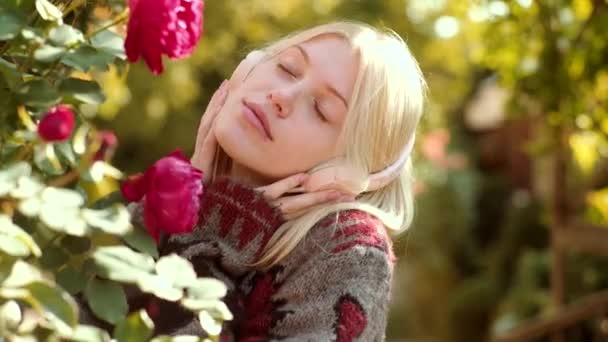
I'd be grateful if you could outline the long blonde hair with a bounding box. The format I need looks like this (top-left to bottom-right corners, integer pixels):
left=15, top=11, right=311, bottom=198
left=212, top=21, right=426, bottom=268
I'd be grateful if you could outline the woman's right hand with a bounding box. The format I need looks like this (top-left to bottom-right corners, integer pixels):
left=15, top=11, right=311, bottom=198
left=191, top=80, right=230, bottom=182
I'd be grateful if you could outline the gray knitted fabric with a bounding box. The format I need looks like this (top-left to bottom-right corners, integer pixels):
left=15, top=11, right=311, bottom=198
left=130, top=177, right=395, bottom=341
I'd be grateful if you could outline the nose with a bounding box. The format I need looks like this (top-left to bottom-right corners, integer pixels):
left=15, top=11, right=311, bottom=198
left=267, top=88, right=295, bottom=118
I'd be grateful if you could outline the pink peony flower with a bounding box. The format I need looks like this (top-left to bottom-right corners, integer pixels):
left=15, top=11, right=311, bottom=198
left=38, top=105, right=75, bottom=142
left=124, top=0, right=205, bottom=75
left=121, top=150, right=204, bottom=242
left=93, top=131, right=118, bottom=161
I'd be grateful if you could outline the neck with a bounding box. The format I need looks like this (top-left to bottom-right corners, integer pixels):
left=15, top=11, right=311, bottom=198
left=229, top=161, right=274, bottom=187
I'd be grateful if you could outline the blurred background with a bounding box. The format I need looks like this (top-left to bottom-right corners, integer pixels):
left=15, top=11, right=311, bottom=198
left=93, top=0, right=608, bottom=341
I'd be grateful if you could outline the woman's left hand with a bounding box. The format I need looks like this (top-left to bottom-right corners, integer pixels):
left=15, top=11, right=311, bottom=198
left=255, top=173, right=356, bottom=220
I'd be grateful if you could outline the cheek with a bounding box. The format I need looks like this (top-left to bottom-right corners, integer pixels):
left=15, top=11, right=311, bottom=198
left=214, top=107, right=243, bottom=155
left=273, top=126, right=338, bottom=170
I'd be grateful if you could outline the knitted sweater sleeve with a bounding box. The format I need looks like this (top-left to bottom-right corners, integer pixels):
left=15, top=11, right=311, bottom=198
left=240, top=211, right=395, bottom=342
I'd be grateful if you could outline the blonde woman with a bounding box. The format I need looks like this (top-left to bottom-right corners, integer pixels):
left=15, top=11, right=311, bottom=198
left=146, top=21, right=425, bottom=341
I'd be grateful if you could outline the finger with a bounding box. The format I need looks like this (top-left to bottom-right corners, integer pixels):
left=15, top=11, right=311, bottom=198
left=206, top=80, right=229, bottom=113
left=192, top=81, right=229, bottom=163
left=256, top=173, right=309, bottom=200
left=198, top=81, right=229, bottom=138
left=273, top=189, right=342, bottom=214
left=196, top=121, right=219, bottom=176
left=284, top=185, right=305, bottom=194
left=283, top=208, right=309, bottom=221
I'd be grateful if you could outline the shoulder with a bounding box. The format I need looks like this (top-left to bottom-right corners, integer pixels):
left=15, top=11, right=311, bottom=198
left=310, top=209, right=396, bottom=264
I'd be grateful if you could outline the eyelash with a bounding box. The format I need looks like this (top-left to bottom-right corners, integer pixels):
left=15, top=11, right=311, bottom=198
left=277, top=63, right=328, bottom=123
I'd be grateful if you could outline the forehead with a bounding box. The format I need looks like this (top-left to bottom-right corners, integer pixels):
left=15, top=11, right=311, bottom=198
left=283, top=35, right=359, bottom=103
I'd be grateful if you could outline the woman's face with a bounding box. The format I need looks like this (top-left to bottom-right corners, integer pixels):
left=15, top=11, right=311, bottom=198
left=214, top=34, right=359, bottom=185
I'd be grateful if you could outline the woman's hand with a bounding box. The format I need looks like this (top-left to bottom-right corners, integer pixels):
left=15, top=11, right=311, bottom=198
left=255, top=173, right=356, bottom=220
left=191, top=80, right=229, bottom=182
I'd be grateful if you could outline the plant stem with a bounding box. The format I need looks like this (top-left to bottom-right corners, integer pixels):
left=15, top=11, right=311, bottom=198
left=62, top=0, right=86, bottom=16
left=48, top=168, right=80, bottom=187
left=85, top=10, right=129, bottom=40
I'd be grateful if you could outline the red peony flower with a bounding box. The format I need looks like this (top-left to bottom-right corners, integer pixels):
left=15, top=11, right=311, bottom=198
left=124, top=0, right=204, bottom=75
left=121, top=150, right=204, bottom=242
left=38, top=105, right=75, bottom=142
left=93, top=131, right=118, bottom=161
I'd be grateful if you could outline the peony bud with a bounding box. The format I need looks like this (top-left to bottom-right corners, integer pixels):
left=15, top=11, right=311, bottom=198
left=37, top=105, right=75, bottom=142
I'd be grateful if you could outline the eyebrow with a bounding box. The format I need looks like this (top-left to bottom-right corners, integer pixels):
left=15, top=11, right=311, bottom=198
left=292, top=44, right=349, bottom=108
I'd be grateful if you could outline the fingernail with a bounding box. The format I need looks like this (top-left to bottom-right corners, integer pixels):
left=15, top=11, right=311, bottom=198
left=298, top=174, right=309, bottom=183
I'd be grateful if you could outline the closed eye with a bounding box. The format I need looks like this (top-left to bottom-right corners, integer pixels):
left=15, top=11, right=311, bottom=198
left=278, top=64, right=296, bottom=78
left=313, top=99, right=328, bottom=123
left=278, top=63, right=328, bottom=123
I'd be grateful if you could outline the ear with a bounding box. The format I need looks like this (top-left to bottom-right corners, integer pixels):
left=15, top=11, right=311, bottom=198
left=302, top=162, right=368, bottom=196
left=229, top=50, right=266, bottom=86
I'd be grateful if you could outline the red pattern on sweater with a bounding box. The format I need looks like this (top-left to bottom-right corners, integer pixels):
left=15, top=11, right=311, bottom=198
left=239, top=272, right=279, bottom=340
left=203, top=178, right=285, bottom=257
left=331, top=217, right=395, bottom=264
left=335, top=296, right=367, bottom=342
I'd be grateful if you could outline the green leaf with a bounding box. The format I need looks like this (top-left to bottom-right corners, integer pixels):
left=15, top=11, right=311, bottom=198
left=55, top=265, right=86, bottom=295
left=0, top=300, right=21, bottom=331
left=113, top=310, right=154, bottom=342
left=61, top=235, right=91, bottom=254
left=82, top=206, right=131, bottom=235
left=42, top=187, right=84, bottom=207
left=186, top=278, right=227, bottom=300
left=2, top=260, right=43, bottom=287
left=59, top=324, right=111, bottom=342
left=0, top=10, right=23, bottom=41
left=85, top=278, right=127, bottom=325
left=0, top=234, right=31, bottom=256
left=92, top=246, right=155, bottom=283
left=181, top=299, right=232, bottom=321
left=59, top=78, right=106, bottom=105
left=155, top=254, right=197, bottom=288
left=33, top=143, right=64, bottom=175
left=40, top=246, right=69, bottom=269
left=81, top=160, right=123, bottom=182
left=0, top=214, right=41, bottom=257
left=198, top=311, right=222, bottom=337
left=16, top=79, right=61, bottom=108
left=18, top=197, right=41, bottom=217
left=10, top=175, right=44, bottom=199
left=49, top=24, right=84, bottom=46
left=35, top=0, right=62, bottom=23
left=55, top=140, right=77, bottom=167
left=21, top=27, right=44, bottom=43
left=90, top=30, right=126, bottom=60
left=136, top=273, right=183, bottom=301
left=0, top=161, right=31, bottom=183
left=34, top=45, right=67, bottom=63
left=40, top=205, right=86, bottom=235
left=122, top=224, right=158, bottom=259
left=62, top=45, right=114, bottom=72
left=24, top=281, right=78, bottom=333
left=0, top=58, right=21, bottom=89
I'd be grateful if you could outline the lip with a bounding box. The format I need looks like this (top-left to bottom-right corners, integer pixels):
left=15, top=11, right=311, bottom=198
left=243, top=100, right=273, bottom=141
left=242, top=101, right=272, bottom=141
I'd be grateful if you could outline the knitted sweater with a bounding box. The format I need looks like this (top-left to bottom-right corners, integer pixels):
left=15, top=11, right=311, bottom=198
left=129, top=177, right=396, bottom=341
